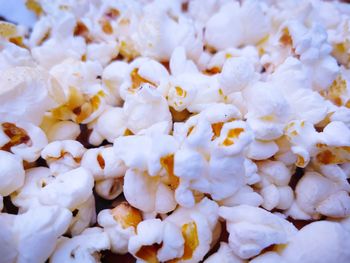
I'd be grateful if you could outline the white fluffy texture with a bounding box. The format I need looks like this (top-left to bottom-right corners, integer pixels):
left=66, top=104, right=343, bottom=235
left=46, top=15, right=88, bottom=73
left=128, top=218, right=184, bottom=262
left=0, top=120, right=48, bottom=162
left=102, top=61, right=128, bottom=105
left=114, top=133, right=178, bottom=175
left=50, top=227, right=110, bottom=263
left=88, top=107, right=127, bottom=145
left=81, top=146, right=126, bottom=181
left=132, top=7, right=202, bottom=61
left=97, top=209, right=136, bottom=254
left=292, top=171, right=350, bottom=219
left=243, top=81, right=290, bottom=141
left=3, top=0, right=350, bottom=261
left=46, top=121, right=81, bottom=142
left=0, top=150, right=25, bottom=196
left=0, top=66, right=62, bottom=125
left=12, top=167, right=94, bottom=212
left=0, top=205, right=72, bottom=263
left=280, top=221, right=350, bottom=263
left=220, top=205, right=297, bottom=259
left=123, top=169, right=177, bottom=214
left=41, top=140, right=86, bottom=175
left=204, top=242, right=244, bottom=263
left=165, top=198, right=219, bottom=262
left=219, top=57, right=256, bottom=95
left=123, top=84, right=172, bottom=134
left=205, top=0, right=270, bottom=50
left=250, top=252, right=287, bottom=263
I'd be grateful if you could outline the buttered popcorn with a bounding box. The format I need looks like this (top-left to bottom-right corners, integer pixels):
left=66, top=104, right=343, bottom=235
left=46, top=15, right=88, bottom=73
left=1, top=0, right=350, bottom=262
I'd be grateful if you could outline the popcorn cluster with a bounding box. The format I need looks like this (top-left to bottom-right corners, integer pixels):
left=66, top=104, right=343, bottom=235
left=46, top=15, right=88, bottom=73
left=1, top=0, right=350, bottom=262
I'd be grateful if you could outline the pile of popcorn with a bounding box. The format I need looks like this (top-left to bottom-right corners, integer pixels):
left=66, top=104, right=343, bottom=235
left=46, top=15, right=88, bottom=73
left=1, top=0, right=350, bottom=262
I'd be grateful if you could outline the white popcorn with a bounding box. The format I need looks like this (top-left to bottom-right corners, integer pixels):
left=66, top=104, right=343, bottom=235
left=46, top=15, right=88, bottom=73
left=243, top=81, right=290, bottom=140
left=0, top=120, right=48, bottom=162
left=0, top=42, right=35, bottom=70
left=50, top=227, right=110, bottom=263
left=246, top=139, right=279, bottom=160
left=49, top=59, right=107, bottom=124
left=81, top=146, right=126, bottom=181
left=219, top=186, right=263, bottom=208
left=123, top=169, right=177, bottom=214
left=220, top=205, right=297, bottom=259
left=204, top=242, right=244, bottom=263
left=0, top=150, right=25, bottom=198
left=205, top=0, right=270, bottom=50
left=292, top=171, right=350, bottom=219
left=0, top=205, right=72, bottom=263
left=133, top=9, right=203, bottom=62
left=218, top=57, right=256, bottom=95
left=12, top=167, right=94, bottom=213
left=280, top=220, right=350, bottom=263
left=45, top=120, right=81, bottom=142
left=119, top=57, right=169, bottom=100
left=260, top=184, right=294, bottom=211
left=98, top=202, right=142, bottom=254
left=69, top=195, right=96, bottom=236
left=4, top=0, right=350, bottom=261
left=102, top=61, right=129, bottom=105
left=284, top=120, right=320, bottom=168
left=41, top=140, right=86, bottom=175
left=0, top=66, right=63, bottom=125
left=250, top=252, right=287, bottom=263
left=86, top=41, right=119, bottom=67
left=88, top=107, right=127, bottom=146
left=258, top=160, right=292, bottom=187
left=164, top=198, right=219, bottom=262
left=128, top=218, right=184, bottom=262
left=123, top=84, right=172, bottom=134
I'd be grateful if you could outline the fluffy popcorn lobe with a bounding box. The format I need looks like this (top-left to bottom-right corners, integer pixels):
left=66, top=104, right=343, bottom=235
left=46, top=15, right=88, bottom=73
left=1, top=0, right=350, bottom=262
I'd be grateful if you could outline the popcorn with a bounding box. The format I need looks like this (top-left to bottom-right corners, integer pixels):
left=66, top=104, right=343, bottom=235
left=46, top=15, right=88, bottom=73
left=0, top=205, right=72, bottom=263
left=98, top=202, right=142, bottom=254
left=280, top=220, right=350, bottom=263
left=128, top=218, right=184, bottom=262
left=50, top=227, right=110, bottom=263
left=165, top=198, right=219, bottom=262
left=3, top=0, right=350, bottom=261
left=123, top=84, right=172, bottom=134
left=132, top=7, right=203, bottom=62
left=12, top=167, right=94, bottom=211
left=291, top=171, right=350, bottom=219
left=0, top=150, right=25, bottom=202
left=0, top=66, right=63, bottom=125
left=12, top=167, right=95, bottom=235
left=218, top=57, right=256, bottom=95
left=49, top=121, right=81, bottom=142
left=250, top=252, right=287, bottom=263
left=220, top=205, right=297, bottom=259
left=119, top=57, right=169, bottom=100
left=0, top=120, right=48, bottom=162
left=204, top=242, right=244, bottom=263
left=0, top=42, right=35, bottom=70
left=243, top=81, right=290, bottom=140
left=88, top=107, right=127, bottom=146
left=41, top=140, right=86, bottom=174
left=123, top=168, right=177, bottom=214
left=205, top=0, right=270, bottom=50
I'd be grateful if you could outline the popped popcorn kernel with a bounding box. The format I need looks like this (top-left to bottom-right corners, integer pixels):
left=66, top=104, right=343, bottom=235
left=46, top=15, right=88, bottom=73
left=181, top=221, right=199, bottom=260
left=135, top=243, right=162, bottom=263
left=111, top=202, right=142, bottom=230
left=1, top=122, right=31, bottom=151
